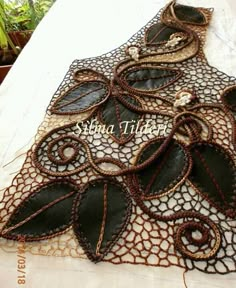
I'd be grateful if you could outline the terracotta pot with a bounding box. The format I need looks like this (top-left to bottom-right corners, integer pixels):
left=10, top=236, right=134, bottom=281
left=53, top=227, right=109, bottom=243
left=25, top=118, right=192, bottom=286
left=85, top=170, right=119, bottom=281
left=0, top=64, right=12, bottom=83
left=8, top=30, right=33, bottom=49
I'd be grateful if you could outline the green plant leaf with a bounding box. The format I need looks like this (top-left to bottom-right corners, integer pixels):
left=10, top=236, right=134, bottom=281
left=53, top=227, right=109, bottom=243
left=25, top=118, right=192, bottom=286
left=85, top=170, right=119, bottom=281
left=0, top=0, right=8, bottom=49
left=73, top=180, right=132, bottom=262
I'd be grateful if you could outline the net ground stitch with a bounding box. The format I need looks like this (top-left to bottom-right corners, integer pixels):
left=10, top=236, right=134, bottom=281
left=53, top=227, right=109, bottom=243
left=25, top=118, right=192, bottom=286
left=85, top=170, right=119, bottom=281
left=0, top=0, right=236, bottom=275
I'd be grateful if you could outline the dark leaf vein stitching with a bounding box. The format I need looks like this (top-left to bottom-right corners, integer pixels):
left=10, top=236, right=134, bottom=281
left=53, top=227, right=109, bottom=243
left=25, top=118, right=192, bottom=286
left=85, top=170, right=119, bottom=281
left=147, top=25, right=168, bottom=44
left=142, top=143, right=176, bottom=196
left=193, top=149, right=227, bottom=205
left=54, top=86, right=105, bottom=110
left=96, top=183, right=108, bottom=256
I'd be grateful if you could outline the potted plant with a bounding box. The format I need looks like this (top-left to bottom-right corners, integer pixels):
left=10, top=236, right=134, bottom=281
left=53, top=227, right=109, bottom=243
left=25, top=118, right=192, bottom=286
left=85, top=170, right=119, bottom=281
left=0, top=0, right=55, bottom=83
left=5, top=0, right=35, bottom=49
left=6, top=0, right=56, bottom=48
left=0, top=0, right=19, bottom=83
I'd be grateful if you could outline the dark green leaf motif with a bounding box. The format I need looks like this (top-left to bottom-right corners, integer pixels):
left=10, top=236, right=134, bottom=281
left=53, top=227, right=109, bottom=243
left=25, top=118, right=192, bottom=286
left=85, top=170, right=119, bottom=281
left=145, top=23, right=183, bottom=46
left=221, top=86, right=236, bottom=112
left=174, top=4, right=206, bottom=24
left=99, top=95, right=142, bottom=144
left=1, top=182, right=77, bottom=240
left=134, top=138, right=190, bottom=199
left=73, top=180, right=131, bottom=262
left=118, top=65, right=182, bottom=94
left=51, top=81, right=110, bottom=115
left=189, top=142, right=236, bottom=218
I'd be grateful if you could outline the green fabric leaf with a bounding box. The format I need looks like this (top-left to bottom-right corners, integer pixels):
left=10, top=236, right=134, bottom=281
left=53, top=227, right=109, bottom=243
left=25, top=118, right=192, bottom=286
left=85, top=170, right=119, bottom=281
left=221, top=86, right=236, bottom=112
left=174, top=4, right=206, bottom=24
left=120, top=66, right=182, bottom=93
left=134, top=138, right=190, bottom=199
left=145, top=23, right=183, bottom=46
left=189, top=142, right=236, bottom=218
left=51, top=81, right=110, bottom=115
left=2, top=182, right=77, bottom=240
left=73, top=180, right=131, bottom=262
left=98, top=95, right=142, bottom=144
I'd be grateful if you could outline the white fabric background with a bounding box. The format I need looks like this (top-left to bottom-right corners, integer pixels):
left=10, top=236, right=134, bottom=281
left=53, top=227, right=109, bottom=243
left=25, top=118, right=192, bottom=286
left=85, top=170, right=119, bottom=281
left=0, top=0, right=236, bottom=287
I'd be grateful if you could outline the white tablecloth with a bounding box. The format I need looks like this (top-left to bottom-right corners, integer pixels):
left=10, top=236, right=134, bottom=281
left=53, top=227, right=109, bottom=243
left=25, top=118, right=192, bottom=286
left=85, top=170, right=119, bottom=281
left=0, top=0, right=236, bottom=287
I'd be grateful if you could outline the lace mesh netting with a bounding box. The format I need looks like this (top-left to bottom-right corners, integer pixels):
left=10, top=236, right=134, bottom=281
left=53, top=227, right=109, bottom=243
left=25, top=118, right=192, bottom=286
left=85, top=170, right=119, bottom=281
left=0, top=1, right=236, bottom=275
